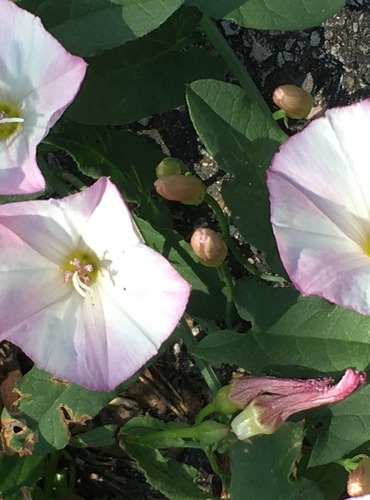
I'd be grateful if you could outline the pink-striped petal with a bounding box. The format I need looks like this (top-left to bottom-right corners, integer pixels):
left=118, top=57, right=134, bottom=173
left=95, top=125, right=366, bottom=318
left=0, top=178, right=190, bottom=390
left=268, top=99, right=370, bottom=314
left=0, top=0, right=87, bottom=194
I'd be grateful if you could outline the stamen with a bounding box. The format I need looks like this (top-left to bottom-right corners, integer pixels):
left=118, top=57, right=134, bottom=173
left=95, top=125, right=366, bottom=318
left=63, top=250, right=100, bottom=298
left=72, top=271, right=92, bottom=298
left=0, top=117, right=24, bottom=124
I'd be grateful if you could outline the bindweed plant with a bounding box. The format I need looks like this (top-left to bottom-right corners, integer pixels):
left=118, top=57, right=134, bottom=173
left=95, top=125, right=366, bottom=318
left=1, top=0, right=369, bottom=499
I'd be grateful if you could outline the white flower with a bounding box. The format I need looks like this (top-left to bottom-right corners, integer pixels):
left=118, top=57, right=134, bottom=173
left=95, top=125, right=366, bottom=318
left=0, top=178, right=191, bottom=390
left=268, top=99, right=370, bottom=315
left=0, top=0, right=87, bottom=194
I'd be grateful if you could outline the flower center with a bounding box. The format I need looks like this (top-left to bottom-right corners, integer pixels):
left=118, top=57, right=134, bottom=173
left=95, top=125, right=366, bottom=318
left=361, top=237, right=370, bottom=257
left=0, top=101, right=24, bottom=141
left=63, top=250, right=100, bottom=298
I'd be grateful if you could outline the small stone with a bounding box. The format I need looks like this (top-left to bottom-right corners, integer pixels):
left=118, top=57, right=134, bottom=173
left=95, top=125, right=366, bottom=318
left=310, top=32, right=321, bottom=47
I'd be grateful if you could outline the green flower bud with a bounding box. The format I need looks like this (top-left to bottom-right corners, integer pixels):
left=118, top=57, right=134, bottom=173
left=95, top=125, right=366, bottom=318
left=156, top=157, right=185, bottom=178
left=272, top=84, right=313, bottom=119
left=154, top=174, right=206, bottom=205
left=190, top=228, right=228, bottom=268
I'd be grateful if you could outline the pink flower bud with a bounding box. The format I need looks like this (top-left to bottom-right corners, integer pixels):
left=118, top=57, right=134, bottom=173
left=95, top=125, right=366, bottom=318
left=348, top=457, right=370, bottom=497
left=155, top=157, right=185, bottom=178
left=190, top=228, right=228, bottom=267
left=272, top=84, right=313, bottom=119
left=229, top=369, right=366, bottom=441
left=154, top=175, right=206, bottom=205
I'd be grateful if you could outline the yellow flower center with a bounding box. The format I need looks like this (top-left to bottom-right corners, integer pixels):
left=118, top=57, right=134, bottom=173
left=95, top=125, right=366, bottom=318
left=362, top=237, right=370, bottom=257
left=63, top=250, right=100, bottom=297
left=0, top=101, right=24, bottom=141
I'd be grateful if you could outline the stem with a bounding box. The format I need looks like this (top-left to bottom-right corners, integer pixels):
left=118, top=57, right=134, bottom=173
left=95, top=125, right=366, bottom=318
left=199, top=15, right=271, bottom=116
left=205, top=193, right=252, bottom=272
left=62, top=449, right=77, bottom=493
left=139, top=426, right=200, bottom=446
left=195, top=401, right=217, bottom=426
left=205, top=193, right=285, bottom=283
left=204, top=446, right=230, bottom=493
left=217, top=264, right=234, bottom=330
left=180, top=319, right=221, bottom=395
left=43, top=451, right=59, bottom=499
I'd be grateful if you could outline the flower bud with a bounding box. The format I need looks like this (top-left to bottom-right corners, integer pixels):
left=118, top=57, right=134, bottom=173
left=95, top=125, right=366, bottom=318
left=155, top=157, right=185, bottom=178
left=347, top=457, right=370, bottom=497
left=272, top=84, right=313, bottom=119
left=154, top=174, right=206, bottom=205
left=190, top=228, right=228, bottom=267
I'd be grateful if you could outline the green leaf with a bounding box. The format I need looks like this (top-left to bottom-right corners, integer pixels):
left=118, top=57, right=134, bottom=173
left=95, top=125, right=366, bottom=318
left=192, top=277, right=370, bottom=374
left=186, top=79, right=286, bottom=271
left=135, top=217, right=226, bottom=320
left=68, top=7, right=226, bottom=125
left=69, top=425, right=117, bottom=448
left=0, top=455, right=44, bottom=497
left=188, top=0, right=345, bottom=30
left=46, top=123, right=173, bottom=227
left=120, top=418, right=212, bottom=500
left=185, top=0, right=246, bottom=18
left=24, top=0, right=184, bottom=56
left=310, top=384, right=370, bottom=467
left=2, top=367, right=119, bottom=455
left=234, top=276, right=299, bottom=332
left=230, top=422, right=326, bottom=499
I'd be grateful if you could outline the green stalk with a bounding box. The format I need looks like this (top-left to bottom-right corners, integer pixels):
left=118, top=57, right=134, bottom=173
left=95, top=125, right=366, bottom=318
left=217, top=263, right=234, bottom=329
left=43, top=451, right=59, bottom=499
left=205, top=193, right=284, bottom=282
left=138, top=426, right=200, bottom=446
left=180, top=319, right=221, bottom=395
left=199, top=15, right=271, bottom=116
left=204, top=446, right=230, bottom=493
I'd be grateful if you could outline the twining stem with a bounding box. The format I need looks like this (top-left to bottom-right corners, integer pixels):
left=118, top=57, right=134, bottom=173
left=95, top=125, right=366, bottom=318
left=199, top=15, right=271, bottom=117
left=180, top=319, right=221, bottom=395
left=217, top=263, right=234, bottom=330
left=205, top=193, right=284, bottom=282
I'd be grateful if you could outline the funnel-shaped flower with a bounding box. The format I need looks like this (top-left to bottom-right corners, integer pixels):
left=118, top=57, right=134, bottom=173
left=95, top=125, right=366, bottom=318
left=229, top=369, right=366, bottom=440
left=0, top=0, right=87, bottom=194
left=0, top=178, right=190, bottom=390
left=268, top=99, right=370, bottom=315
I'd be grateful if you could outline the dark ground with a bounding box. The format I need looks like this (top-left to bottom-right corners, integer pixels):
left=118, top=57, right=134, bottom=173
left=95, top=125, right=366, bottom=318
left=2, top=1, right=370, bottom=498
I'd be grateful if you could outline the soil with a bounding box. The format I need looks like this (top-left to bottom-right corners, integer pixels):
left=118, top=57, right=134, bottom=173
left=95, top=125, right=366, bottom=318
left=1, top=1, right=370, bottom=498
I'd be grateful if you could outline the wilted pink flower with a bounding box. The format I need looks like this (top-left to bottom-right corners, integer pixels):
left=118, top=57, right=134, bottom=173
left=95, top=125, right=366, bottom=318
left=0, top=177, right=190, bottom=390
left=267, top=99, right=370, bottom=315
left=0, top=0, right=87, bottom=194
left=229, top=369, right=366, bottom=440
